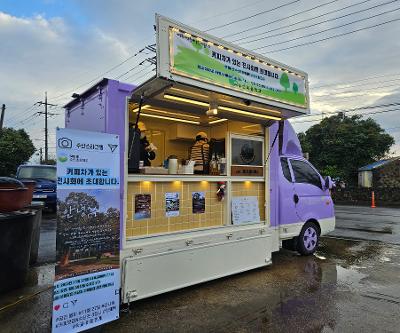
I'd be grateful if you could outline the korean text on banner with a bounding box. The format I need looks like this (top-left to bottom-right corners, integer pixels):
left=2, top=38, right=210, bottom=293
left=170, top=29, right=307, bottom=108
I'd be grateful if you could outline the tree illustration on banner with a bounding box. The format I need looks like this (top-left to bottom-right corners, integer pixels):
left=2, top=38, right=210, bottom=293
left=280, top=73, right=290, bottom=91
left=293, top=82, right=299, bottom=94
left=192, top=40, right=202, bottom=52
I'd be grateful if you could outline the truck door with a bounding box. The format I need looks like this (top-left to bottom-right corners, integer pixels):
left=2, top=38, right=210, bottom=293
left=279, top=157, right=299, bottom=225
left=288, top=158, right=332, bottom=223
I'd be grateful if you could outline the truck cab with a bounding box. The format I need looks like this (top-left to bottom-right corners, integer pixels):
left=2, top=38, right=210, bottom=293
left=275, top=121, right=335, bottom=255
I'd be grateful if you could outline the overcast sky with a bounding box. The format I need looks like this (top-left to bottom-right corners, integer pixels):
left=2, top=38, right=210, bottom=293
left=1, top=0, right=400, bottom=161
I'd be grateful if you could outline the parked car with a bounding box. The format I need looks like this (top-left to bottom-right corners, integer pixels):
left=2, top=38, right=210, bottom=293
left=16, top=164, right=57, bottom=211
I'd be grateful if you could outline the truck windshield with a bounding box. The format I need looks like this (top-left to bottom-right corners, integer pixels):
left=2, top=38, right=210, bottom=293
left=18, top=166, right=56, bottom=181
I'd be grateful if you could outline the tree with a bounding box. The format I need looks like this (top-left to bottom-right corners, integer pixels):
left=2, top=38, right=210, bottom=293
left=0, top=128, right=36, bottom=176
left=293, top=82, right=299, bottom=94
left=280, top=73, right=290, bottom=91
left=298, top=114, right=394, bottom=184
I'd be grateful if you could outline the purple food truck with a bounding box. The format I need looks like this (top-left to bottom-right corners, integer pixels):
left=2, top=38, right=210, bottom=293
left=63, top=15, right=335, bottom=304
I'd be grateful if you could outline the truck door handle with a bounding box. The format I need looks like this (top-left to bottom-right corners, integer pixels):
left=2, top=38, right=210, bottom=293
left=293, top=194, right=299, bottom=204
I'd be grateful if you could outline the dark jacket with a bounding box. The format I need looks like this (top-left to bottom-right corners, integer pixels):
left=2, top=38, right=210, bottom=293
left=140, top=137, right=156, bottom=166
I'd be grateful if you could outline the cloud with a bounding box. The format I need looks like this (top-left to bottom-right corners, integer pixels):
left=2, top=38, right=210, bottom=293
left=1, top=1, right=400, bottom=158
left=0, top=11, right=143, bottom=158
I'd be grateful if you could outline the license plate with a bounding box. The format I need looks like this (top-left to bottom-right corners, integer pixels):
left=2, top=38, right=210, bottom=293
left=33, top=194, right=47, bottom=199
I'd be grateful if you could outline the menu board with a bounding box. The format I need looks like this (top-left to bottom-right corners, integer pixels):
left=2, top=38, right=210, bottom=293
left=231, top=196, right=260, bottom=225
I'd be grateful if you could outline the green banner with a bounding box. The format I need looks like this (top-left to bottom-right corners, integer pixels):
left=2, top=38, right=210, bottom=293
left=170, top=29, right=307, bottom=108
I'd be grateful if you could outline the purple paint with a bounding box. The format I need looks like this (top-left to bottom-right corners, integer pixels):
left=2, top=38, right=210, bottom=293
left=272, top=121, right=334, bottom=227
left=64, top=80, right=334, bottom=243
left=64, top=79, right=135, bottom=249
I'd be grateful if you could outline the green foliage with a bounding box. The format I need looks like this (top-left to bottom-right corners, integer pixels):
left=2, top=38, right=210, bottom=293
left=203, top=47, right=210, bottom=55
left=191, top=40, right=202, bottom=52
left=0, top=128, right=36, bottom=176
left=293, top=82, right=299, bottom=94
left=299, top=115, right=394, bottom=183
left=56, top=191, right=120, bottom=260
left=280, top=73, right=290, bottom=91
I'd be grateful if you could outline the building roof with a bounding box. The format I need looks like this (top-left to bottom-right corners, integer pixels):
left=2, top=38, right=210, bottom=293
left=358, top=157, right=400, bottom=171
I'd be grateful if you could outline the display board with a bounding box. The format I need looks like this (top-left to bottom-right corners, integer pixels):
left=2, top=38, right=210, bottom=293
left=156, top=15, right=309, bottom=112
left=231, top=196, right=261, bottom=225
left=53, top=128, right=120, bottom=333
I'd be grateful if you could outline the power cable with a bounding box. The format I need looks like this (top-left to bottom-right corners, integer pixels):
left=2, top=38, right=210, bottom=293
left=291, top=106, right=400, bottom=124
left=239, top=0, right=399, bottom=45
left=313, top=83, right=400, bottom=100
left=225, top=0, right=351, bottom=40
left=312, top=72, right=400, bottom=89
left=264, top=17, right=400, bottom=53
left=254, top=7, right=400, bottom=51
left=292, top=102, right=400, bottom=119
left=51, top=47, right=147, bottom=102
left=204, top=0, right=300, bottom=32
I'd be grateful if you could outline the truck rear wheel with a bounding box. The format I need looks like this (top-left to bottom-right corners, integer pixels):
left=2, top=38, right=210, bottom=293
left=297, top=222, right=319, bottom=255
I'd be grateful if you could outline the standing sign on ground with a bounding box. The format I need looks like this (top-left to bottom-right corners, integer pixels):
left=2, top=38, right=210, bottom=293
left=53, top=128, right=120, bottom=333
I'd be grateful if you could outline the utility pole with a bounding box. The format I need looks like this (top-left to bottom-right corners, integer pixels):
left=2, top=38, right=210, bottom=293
left=0, top=104, right=5, bottom=131
left=39, top=147, right=43, bottom=164
left=36, top=93, right=57, bottom=162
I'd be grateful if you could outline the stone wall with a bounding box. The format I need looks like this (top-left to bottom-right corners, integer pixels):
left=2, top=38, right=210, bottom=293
left=373, top=159, right=400, bottom=188
left=332, top=187, right=400, bottom=207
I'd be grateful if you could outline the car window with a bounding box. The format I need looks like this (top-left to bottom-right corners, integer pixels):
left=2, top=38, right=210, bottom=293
left=280, top=158, right=292, bottom=182
left=290, top=159, right=322, bottom=189
left=17, top=166, right=56, bottom=181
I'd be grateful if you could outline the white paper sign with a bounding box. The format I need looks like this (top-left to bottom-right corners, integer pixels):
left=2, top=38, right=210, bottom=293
left=52, top=270, right=120, bottom=332
left=231, top=196, right=261, bottom=225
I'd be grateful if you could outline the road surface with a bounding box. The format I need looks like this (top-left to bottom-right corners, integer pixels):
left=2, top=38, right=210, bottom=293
left=0, top=205, right=399, bottom=332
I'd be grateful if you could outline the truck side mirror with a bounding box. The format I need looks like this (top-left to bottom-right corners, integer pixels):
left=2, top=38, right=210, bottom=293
left=324, top=176, right=334, bottom=190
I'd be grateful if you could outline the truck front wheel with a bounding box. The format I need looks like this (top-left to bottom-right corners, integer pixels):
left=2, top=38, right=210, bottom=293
left=297, top=222, right=319, bottom=255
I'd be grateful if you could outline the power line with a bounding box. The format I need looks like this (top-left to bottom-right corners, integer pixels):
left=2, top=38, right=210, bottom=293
left=190, top=0, right=267, bottom=26
left=291, top=106, right=400, bottom=124
left=312, top=71, right=400, bottom=89
left=254, top=7, right=400, bottom=51
left=127, top=67, right=156, bottom=84
left=312, top=80, right=400, bottom=98
left=292, top=102, right=400, bottom=119
left=313, top=77, right=400, bottom=93
left=239, top=0, right=399, bottom=45
left=224, top=0, right=347, bottom=40
left=51, top=46, right=147, bottom=102
left=264, top=17, right=400, bottom=53
left=204, top=0, right=300, bottom=32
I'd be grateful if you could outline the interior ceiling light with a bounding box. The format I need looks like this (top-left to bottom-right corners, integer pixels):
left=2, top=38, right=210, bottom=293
left=143, top=107, right=200, bottom=119
left=131, top=104, right=150, bottom=113
left=209, top=118, right=227, bottom=125
left=164, top=94, right=209, bottom=107
left=219, top=98, right=281, bottom=115
left=140, top=113, right=200, bottom=125
left=169, top=87, right=208, bottom=99
left=218, top=106, right=281, bottom=121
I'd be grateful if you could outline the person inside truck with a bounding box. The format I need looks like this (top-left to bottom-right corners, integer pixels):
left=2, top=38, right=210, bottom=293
left=138, top=121, right=157, bottom=166
left=190, top=131, right=210, bottom=174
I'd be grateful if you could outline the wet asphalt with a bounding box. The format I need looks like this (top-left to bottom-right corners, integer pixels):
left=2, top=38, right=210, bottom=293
left=0, top=206, right=400, bottom=332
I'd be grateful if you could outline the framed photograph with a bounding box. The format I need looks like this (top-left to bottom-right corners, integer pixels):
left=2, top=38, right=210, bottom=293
left=192, top=191, right=205, bottom=214
left=165, top=192, right=180, bottom=217
left=134, top=194, right=151, bottom=220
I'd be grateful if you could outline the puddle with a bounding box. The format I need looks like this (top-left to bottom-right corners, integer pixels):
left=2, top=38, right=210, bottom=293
left=26, top=264, right=55, bottom=287
left=336, top=266, right=367, bottom=288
